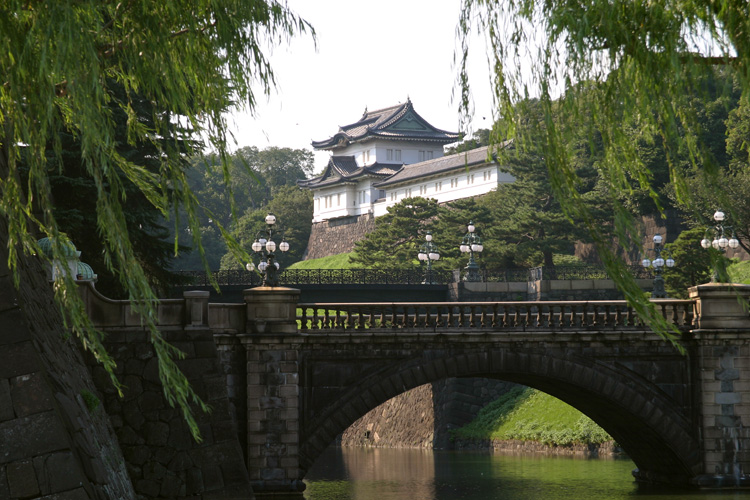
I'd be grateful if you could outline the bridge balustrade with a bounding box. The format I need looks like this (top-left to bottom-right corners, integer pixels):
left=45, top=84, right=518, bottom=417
left=298, top=299, right=696, bottom=332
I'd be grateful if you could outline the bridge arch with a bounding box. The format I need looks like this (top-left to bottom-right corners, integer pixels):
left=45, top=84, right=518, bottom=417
left=300, top=348, right=701, bottom=486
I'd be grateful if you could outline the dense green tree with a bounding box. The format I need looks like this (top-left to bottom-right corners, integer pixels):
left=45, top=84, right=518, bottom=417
left=445, top=129, right=492, bottom=155
left=1, top=0, right=313, bottom=436
left=28, top=82, right=191, bottom=298
left=458, top=0, right=750, bottom=341
left=433, top=197, right=495, bottom=270
left=480, top=99, right=612, bottom=269
left=663, top=228, right=722, bottom=298
left=189, top=146, right=315, bottom=228
left=350, top=197, right=441, bottom=268
left=669, top=94, right=750, bottom=257
left=174, top=146, right=315, bottom=270
left=220, top=185, right=313, bottom=270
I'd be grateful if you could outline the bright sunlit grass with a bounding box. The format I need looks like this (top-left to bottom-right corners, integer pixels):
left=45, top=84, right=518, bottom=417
left=287, top=252, right=358, bottom=270
left=454, top=386, right=611, bottom=445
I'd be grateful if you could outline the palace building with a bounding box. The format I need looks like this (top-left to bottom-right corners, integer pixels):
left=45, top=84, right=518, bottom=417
left=298, top=99, right=514, bottom=224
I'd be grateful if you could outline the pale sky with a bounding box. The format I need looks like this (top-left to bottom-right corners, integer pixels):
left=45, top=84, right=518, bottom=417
left=226, top=0, right=495, bottom=172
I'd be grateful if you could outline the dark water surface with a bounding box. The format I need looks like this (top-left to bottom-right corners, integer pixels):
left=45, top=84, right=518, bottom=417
left=303, top=447, right=749, bottom=500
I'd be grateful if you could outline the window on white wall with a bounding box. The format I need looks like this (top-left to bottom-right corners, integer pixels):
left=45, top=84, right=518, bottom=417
left=337, top=193, right=341, bottom=206
left=418, top=150, right=425, bottom=161
left=427, top=151, right=433, bottom=160
left=387, top=149, right=393, bottom=161
left=395, top=150, right=402, bottom=161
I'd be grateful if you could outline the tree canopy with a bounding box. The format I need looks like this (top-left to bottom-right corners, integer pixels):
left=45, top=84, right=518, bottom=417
left=175, top=146, right=314, bottom=271
left=459, top=0, right=750, bottom=342
left=0, top=0, right=313, bottom=437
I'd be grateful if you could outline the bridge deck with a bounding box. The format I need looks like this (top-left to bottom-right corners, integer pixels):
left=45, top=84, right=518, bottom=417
left=298, top=299, right=696, bottom=332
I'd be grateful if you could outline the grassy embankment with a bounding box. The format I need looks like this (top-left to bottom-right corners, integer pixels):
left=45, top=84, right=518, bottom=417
left=287, top=253, right=356, bottom=270
left=729, top=260, right=750, bottom=284
left=453, top=386, right=611, bottom=446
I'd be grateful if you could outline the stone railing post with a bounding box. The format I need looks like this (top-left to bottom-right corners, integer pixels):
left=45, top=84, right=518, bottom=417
left=244, top=287, right=300, bottom=334
left=241, top=286, right=305, bottom=496
left=183, top=290, right=210, bottom=328
left=689, top=283, right=750, bottom=486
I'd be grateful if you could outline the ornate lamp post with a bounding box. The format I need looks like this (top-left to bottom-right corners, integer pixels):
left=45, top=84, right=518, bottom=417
left=245, top=213, right=290, bottom=287
left=700, top=209, right=740, bottom=282
left=641, top=233, right=675, bottom=298
left=459, top=221, right=484, bottom=282
left=417, top=231, right=440, bottom=284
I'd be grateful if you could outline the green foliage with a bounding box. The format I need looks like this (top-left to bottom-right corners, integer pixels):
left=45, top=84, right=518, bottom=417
left=174, top=146, right=315, bottom=271
left=455, top=387, right=611, bottom=446
left=351, top=197, right=441, bottom=268
left=0, top=0, right=313, bottom=440
left=220, top=185, right=313, bottom=270
left=728, top=260, right=750, bottom=285
left=80, top=389, right=100, bottom=413
left=481, top=126, right=605, bottom=268
left=432, top=197, right=495, bottom=270
left=445, top=128, right=491, bottom=154
left=287, top=252, right=358, bottom=270
left=663, top=227, right=720, bottom=298
left=22, top=81, right=190, bottom=299
left=458, top=0, right=750, bottom=344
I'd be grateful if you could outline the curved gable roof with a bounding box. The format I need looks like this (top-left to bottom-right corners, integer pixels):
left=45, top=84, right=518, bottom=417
left=297, top=156, right=403, bottom=190
left=311, top=98, right=459, bottom=150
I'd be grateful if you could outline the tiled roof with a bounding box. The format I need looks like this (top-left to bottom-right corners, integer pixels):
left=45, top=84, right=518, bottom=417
left=373, top=144, right=508, bottom=187
left=311, top=99, right=459, bottom=150
left=297, top=156, right=404, bottom=189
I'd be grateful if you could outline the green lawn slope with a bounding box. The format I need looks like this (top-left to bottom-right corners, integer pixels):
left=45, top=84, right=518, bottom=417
left=729, top=260, right=750, bottom=284
left=287, top=252, right=357, bottom=270
left=454, top=386, right=611, bottom=446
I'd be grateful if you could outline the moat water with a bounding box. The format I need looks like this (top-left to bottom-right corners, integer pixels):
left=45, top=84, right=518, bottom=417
left=303, top=447, right=748, bottom=500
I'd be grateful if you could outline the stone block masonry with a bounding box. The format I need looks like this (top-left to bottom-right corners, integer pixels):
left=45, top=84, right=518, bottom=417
left=79, top=287, right=254, bottom=500
left=0, top=214, right=135, bottom=500
left=304, top=214, right=376, bottom=260
left=340, top=378, right=515, bottom=450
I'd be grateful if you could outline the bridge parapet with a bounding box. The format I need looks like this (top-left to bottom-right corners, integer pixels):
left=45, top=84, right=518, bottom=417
left=298, top=299, right=696, bottom=333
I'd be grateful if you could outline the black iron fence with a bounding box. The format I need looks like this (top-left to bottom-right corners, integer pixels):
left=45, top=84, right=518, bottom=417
left=528, top=265, right=652, bottom=281
left=174, top=264, right=652, bottom=288
left=174, top=268, right=453, bottom=287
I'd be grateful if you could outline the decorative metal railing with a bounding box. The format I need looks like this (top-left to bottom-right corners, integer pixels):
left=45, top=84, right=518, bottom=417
left=175, top=265, right=651, bottom=287
left=528, top=265, right=652, bottom=281
left=174, top=268, right=453, bottom=286
left=279, top=268, right=453, bottom=285
left=297, top=300, right=696, bottom=332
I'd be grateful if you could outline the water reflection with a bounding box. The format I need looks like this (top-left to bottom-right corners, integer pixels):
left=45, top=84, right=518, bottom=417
left=304, top=447, right=749, bottom=500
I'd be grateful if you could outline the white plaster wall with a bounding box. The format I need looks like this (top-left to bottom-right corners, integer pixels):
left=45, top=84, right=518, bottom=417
left=373, top=165, right=513, bottom=217
left=334, top=140, right=445, bottom=166
left=312, top=186, right=352, bottom=222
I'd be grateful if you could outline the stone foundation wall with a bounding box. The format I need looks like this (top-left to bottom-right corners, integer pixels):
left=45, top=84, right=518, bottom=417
left=340, top=378, right=514, bottom=450
left=304, top=214, right=376, bottom=260
left=84, top=325, right=253, bottom=500
left=0, top=217, right=135, bottom=500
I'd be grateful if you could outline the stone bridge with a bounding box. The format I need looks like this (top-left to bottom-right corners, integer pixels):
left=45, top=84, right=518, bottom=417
left=79, top=283, right=750, bottom=497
